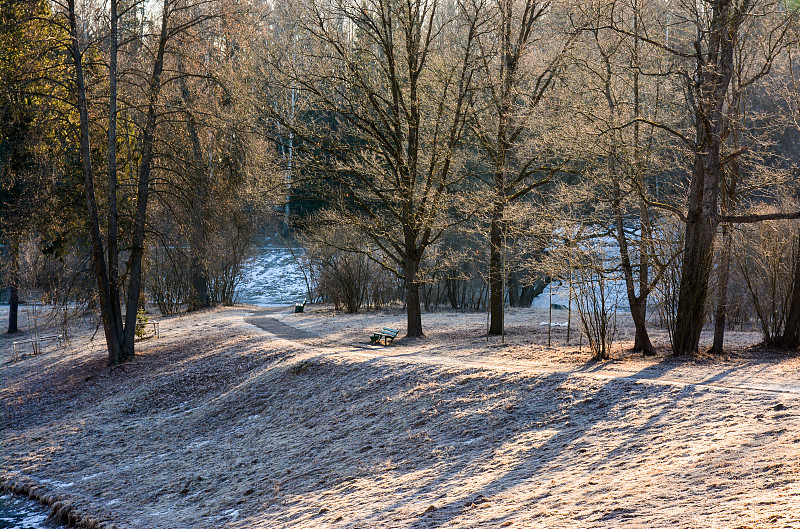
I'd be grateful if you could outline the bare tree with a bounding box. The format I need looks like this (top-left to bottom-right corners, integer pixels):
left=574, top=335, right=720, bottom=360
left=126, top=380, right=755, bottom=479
left=709, top=16, right=792, bottom=353
left=779, top=30, right=800, bottom=350
left=468, top=0, right=572, bottom=335
left=1, top=0, right=76, bottom=334
left=265, top=0, right=486, bottom=337
left=736, top=217, right=798, bottom=344
left=670, top=0, right=798, bottom=355
left=59, top=0, right=215, bottom=363
left=604, top=0, right=795, bottom=355
left=564, top=0, right=693, bottom=356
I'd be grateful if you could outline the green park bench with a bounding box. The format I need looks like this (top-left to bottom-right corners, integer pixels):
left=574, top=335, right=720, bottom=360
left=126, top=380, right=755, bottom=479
left=370, top=327, right=399, bottom=346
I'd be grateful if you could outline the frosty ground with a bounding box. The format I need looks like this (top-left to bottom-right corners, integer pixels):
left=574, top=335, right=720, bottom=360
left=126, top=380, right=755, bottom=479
left=2, top=305, right=800, bottom=528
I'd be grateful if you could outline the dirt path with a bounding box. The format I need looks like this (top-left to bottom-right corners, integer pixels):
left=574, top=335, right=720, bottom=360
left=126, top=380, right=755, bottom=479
left=245, top=313, right=319, bottom=341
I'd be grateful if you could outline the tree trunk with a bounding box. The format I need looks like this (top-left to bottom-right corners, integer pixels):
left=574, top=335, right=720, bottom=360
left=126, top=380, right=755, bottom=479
left=120, top=0, right=170, bottom=360
left=781, top=236, right=800, bottom=349
left=712, top=75, right=744, bottom=355
left=607, top=79, right=655, bottom=357
left=712, top=223, right=733, bottom=354
left=673, top=154, right=719, bottom=355
left=7, top=240, right=18, bottom=333
left=8, top=286, right=18, bottom=334
left=672, top=0, right=738, bottom=356
left=178, top=60, right=210, bottom=311
left=633, top=218, right=651, bottom=353
left=631, top=297, right=654, bottom=356
left=190, top=254, right=210, bottom=310
left=632, top=13, right=651, bottom=354
left=445, top=278, right=459, bottom=309
left=519, top=285, right=536, bottom=308
left=612, top=164, right=655, bottom=357
left=107, top=0, right=125, bottom=350
left=488, top=0, right=516, bottom=336
left=488, top=198, right=504, bottom=335
left=519, top=274, right=549, bottom=307
left=507, top=270, right=520, bottom=307
left=404, top=259, right=423, bottom=337
left=68, top=0, right=123, bottom=364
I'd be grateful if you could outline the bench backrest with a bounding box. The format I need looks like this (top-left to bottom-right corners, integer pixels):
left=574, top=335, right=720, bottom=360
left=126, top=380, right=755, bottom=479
left=382, top=327, right=399, bottom=336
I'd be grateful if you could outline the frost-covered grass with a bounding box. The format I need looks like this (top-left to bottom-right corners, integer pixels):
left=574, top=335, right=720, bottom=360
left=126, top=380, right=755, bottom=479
left=2, top=306, right=797, bottom=528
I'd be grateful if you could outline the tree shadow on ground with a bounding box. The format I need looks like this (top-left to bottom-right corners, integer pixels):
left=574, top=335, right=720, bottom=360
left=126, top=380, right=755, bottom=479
left=5, top=325, right=795, bottom=529
left=220, top=353, right=731, bottom=528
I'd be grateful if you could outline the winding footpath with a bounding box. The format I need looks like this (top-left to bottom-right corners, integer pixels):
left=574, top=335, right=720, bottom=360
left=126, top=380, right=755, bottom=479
left=245, top=312, right=800, bottom=397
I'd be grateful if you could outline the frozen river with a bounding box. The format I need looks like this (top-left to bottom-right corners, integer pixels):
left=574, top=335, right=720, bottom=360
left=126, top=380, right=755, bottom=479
left=237, top=246, right=309, bottom=307
left=235, top=244, right=631, bottom=311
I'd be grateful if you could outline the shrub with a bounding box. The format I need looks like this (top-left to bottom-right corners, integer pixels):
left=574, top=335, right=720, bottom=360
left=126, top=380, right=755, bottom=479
left=146, top=246, right=191, bottom=315
left=735, top=219, right=799, bottom=345
left=569, top=240, right=621, bottom=360
left=206, top=223, right=253, bottom=306
left=300, top=221, right=400, bottom=312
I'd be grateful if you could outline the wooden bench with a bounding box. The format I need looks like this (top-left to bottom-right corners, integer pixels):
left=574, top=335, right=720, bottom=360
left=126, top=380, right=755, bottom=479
left=12, top=334, right=63, bottom=361
left=370, top=327, right=399, bottom=346
left=136, top=321, right=160, bottom=338
left=294, top=300, right=307, bottom=313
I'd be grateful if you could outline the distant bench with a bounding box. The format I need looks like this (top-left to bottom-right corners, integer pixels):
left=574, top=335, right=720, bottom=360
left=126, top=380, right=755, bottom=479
left=136, top=321, right=160, bottom=338
left=12, top=334, right=63, bottom=361
left=370, top=327, right=399, bottom=346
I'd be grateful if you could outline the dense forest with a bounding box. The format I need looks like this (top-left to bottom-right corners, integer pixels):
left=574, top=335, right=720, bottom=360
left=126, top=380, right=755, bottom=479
left=2, top=0, right=800, bottom=362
